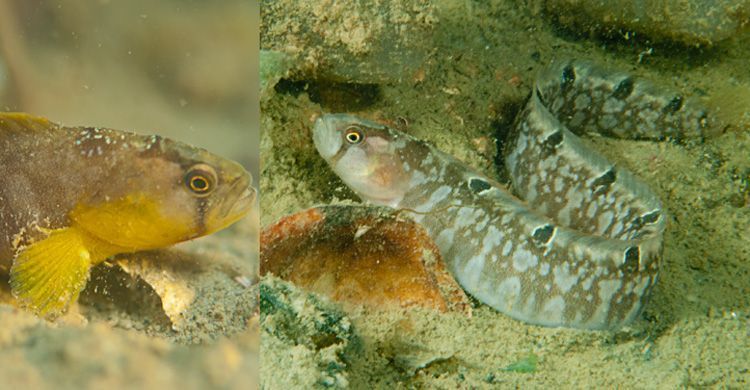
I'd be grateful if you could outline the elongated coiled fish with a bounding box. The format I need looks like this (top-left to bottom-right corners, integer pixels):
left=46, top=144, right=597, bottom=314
left=313, top=60, right=708, bottom=330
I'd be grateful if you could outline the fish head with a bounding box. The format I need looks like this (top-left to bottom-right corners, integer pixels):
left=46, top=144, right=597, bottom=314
left=174, top=144, right=256, bottom=237
left=313, top=114, right=415, bottom=207
left=71, top=136, right=255, bottom=250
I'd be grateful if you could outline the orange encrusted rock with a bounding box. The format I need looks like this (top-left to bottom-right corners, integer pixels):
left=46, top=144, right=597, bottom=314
left=261, top=205, right=470, bottom=315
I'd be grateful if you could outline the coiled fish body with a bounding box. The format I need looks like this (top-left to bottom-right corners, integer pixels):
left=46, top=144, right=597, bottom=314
left=313, top=60, right=708, bottom=330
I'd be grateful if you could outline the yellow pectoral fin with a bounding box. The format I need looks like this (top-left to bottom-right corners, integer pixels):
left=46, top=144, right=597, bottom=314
left=9, top=227, right=116, bottom=317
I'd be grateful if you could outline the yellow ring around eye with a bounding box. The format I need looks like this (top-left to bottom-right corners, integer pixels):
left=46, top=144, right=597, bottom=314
left=345, top=126, right=364, bottom=144
left=190, top=175, right=210, bottom=192
left=185, top=163, right=218, bottom=196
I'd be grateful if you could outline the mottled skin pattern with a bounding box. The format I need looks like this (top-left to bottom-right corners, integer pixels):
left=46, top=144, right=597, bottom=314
left=0, top=114, right=254, bottom=270
left=539, top=60, right=709, bottom=141
left=314, top=61, right=707, bottom=330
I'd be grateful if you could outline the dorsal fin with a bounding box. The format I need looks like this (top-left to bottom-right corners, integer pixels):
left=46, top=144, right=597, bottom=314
left=0, top=112, right=55, bottom=133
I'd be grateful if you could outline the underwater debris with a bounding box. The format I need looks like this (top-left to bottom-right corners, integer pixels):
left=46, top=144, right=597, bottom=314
left=386, top=340, right=458, bottom=377
left=81, top=244, right=258, bottom=343
left=501, top=353, right=538, bottom=373
left=115, top=255, right=196, bottom=330
left=260, top=205, right=471, bottom=314
left=260, top=276, right=356, bottom=388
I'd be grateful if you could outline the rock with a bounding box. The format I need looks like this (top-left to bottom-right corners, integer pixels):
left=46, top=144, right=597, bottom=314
left=260, top=276, right=356, bottom=388
left=261, top=205, right=471, bottom=314
left=261, top=0, right=437, bottom=83
left=542, top=0, right=750, bottom=46
left=260, top=49, right=293, bottom=102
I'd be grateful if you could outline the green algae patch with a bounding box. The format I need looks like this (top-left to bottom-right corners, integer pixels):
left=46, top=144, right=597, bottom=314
left=259, top=49, right=292, bottom=101
left=501, top=353, right=538, bottom=373
left=260, top=276, right=359, bottom=388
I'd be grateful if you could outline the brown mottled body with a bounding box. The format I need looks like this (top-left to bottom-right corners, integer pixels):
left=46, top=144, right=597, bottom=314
left=1, top=116, right=206, bottom=264
left=0, top=113, right=253, bottom=315
left=1, top=117, right=127, bottom=266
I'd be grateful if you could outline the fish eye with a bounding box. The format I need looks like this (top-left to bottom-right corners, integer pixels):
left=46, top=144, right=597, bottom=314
left=190, top=176, right=209, bottom=191
left=344, top=126, right=364, bottom=144
left=185, top=164, right=217, bottom=196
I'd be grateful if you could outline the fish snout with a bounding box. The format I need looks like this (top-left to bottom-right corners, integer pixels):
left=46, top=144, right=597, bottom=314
left=313, top=116, right=343, bottom=160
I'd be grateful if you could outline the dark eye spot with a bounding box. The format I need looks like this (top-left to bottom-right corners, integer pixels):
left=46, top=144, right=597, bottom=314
left=468, top=177, right=492, bottom=193
left=345, top=126, right=364, bottom=144
left=561, top=64, right=576, bottom=91
left=630, top=209, right=661, bottom=233
left=612, top=77, right=634, bottom=100
left=622, top=246, right=641, bottom=273
left=542, top=130, right=564, bottom=155
left=640, top=210, right=660, bottom=224
left=185, top=164, right=217, bottom=196
left=663, top=96, right=684, bottom=114
left=591, top=168, right=616, bottom=192
left=191, top=176, right=209, bottom=191
left=532, top=224, right=555, bottom=245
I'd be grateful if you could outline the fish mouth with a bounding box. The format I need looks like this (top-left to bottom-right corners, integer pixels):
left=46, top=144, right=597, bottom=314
left=228, top=184, right=256, bottom=220
left=312, top=115, right=343, bottom=160
left=207, top=172, right=256, bottom=234
left=225, top=175, right=256, bottom=219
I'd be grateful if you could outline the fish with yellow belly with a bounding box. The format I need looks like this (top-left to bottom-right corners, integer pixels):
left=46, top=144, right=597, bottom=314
left=0, top=113, right=255, bottom=317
